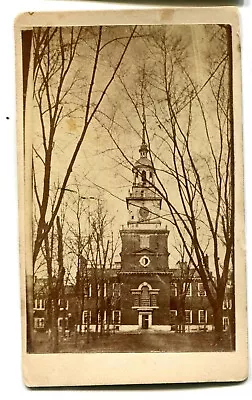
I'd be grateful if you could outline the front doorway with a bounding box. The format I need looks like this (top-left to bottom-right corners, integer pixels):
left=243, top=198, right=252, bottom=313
left=142, top=314, right=149, bottom=329
left=139, top=312, right=152, bottom=329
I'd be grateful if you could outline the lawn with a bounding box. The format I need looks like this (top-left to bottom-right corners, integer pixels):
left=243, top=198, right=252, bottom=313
left=32, top=330, right=234, bottom=353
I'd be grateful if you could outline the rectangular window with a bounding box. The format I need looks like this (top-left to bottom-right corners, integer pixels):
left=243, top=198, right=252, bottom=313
left=170, top=282, right=178, bottom=297
left=140, top=235, right=150, bottom=249
left=34, top=317, right=45, bottom=329
left=183, top=282, right=192, bottom=297
left=198, top=310, right=207, bottom=324
left=170, top=310, right=177, bottom=324
left=84, top=284, right=90, bottom=298
left=112, top=310, right=121, bottom=325
left=150, top=294, right=157, bottom=307
left=223, top=316, right=229, bottom=331
left=104, top=283, right=107, bottom=297
left=223, top=298, right=232, bottom=310
left=185, top=310, right=192, bottom=324
left=97, top=284, right=101, bottom=297
left=82, top=310, right=91, bottom=325
left=98, top=311, right=106, bottom=325
left=58, top=317, right=68, bottom=328
left=112, top=283, right=121, bottom=297
left=198, top=283, right=206, bottom=297
left=58, top=299, right=68, bottom=310
left=34, top=299, right=45, bottom=310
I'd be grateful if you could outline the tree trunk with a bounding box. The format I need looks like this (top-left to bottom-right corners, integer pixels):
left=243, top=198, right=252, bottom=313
left=51, top=299, right=59, bottom=353
left=26, top=274, right=34, bottom=352
left=213, top=305, right=223, bottom=334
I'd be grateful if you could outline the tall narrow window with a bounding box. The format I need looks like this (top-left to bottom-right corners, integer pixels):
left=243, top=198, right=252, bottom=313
left=185, top=310, right=192, bottom=324
left=198, top=283, right=206, bottom=296
left=183, top=282, right=192, bottom=297
left=140, top=286, right=150, bottom=307
left=112, top=283, right=121, bottom=297
left=82, top=310, right=91, bottom=325
left=112, top=310, right=121, bottom=325
left=170, top=310, right=177, bottom=324
left=140, top=235, right=150, bottom=249
left=198, top=310, right=207, bottom=324
left=170, top=282, right=178, bottom=297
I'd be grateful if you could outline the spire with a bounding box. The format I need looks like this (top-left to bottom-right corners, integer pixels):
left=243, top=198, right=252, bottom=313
left=142, top=119, right=146, bottom=145
left=139, top=117, right=148, bottom=158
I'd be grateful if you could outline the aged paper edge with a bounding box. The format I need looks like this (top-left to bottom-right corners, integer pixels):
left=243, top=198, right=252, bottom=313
left=15, top=6, right=248, bottom=387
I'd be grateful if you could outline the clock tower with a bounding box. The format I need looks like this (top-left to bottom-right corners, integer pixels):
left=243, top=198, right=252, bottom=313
left=119, top=129, right=172, bottom=331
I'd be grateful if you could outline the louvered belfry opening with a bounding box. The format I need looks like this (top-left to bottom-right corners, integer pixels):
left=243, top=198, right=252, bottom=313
left=140, top=286, right=150, bottom=307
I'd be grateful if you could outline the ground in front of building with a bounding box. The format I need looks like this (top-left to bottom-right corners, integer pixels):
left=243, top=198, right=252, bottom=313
left=32, top=330, right=233, bottom=353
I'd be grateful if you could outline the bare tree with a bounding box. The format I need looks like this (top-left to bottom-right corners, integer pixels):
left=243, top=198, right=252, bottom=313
left=84, top=200, right=119, bottom=336
left=29, top=26, right=137, bottom=351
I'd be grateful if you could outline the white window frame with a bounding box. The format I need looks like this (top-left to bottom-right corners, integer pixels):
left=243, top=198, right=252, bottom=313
left=112, top=283, right=121, bottom=297
left=58, top=317, right=68, bottom=328
left=58, top=299, right=69, bottom=310
left=88, top=283, right=92, bottom=297
left=185, top=310, right=192, bottom=324
left=170, top=282, right=178, bottom=297
left=197, top=283, right=206, bottom=297
left=140, top=234, right=150, bottom=249
left=112, top=310, right=121, bottom=325
left=34, top=298, right=45, bottom=310
left=198, top=310, right=207, bottom=324
left=82, top=310, right=91, bottom=325
left=183, top=282, right=192, bottom=297
left=98, top=310, right=107, bottom=325
left=223, top=299, right=232, bottom=310
left=170, top=310, right=177, bottom=323
left=34, top=317, right=45, bottom=328
left=104, top=283, right=107, bottom=297
left=223, top=316, right=229, bottom=331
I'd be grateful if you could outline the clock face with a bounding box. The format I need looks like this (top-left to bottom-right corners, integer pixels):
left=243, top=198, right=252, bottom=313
left=140, top=256, right=150, bottom=267
left=139, top=207, right=149, bottom=220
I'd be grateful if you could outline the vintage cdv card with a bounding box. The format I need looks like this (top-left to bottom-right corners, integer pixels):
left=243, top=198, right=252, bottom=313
left=15, top=6, right=247, bottom=386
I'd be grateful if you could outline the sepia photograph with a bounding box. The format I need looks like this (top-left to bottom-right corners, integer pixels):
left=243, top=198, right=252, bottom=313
left=16, top=7, right=247, bottom=386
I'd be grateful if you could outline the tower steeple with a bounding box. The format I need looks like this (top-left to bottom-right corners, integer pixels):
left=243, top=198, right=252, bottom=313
left=125, top=131, right=162, bottom=229
left=139, top=122, right=148, bottom=158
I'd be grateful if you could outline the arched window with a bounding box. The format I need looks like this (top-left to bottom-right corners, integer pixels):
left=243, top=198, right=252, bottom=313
left=141, top=170, right=146, bottom=182
left=140, top=285, right=150, bottom=307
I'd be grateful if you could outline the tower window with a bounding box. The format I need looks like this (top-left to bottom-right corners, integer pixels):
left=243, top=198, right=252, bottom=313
left=141, top=170, right=146, bottom=182
left=141, top=190, right=144, bottom=197
left=140, top=235, right=150, bottom=249
left=149, top=171, right=153, bottom=179
left=140, top=286, right=150, bottom=307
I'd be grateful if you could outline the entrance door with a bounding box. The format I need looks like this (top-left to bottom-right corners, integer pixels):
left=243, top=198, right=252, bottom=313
left=142, top=314, right=149, bottom=329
